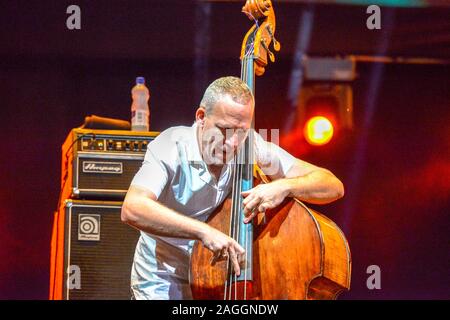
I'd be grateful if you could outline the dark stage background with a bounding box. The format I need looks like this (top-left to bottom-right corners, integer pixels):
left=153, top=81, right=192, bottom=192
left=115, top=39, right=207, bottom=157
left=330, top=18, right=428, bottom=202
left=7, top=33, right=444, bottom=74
left=0, top=1, right=449, bottom=299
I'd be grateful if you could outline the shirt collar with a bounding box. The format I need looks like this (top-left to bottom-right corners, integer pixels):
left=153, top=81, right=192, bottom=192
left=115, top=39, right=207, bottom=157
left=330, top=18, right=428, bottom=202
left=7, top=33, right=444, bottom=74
left=187, top=122, right=204, bottom=164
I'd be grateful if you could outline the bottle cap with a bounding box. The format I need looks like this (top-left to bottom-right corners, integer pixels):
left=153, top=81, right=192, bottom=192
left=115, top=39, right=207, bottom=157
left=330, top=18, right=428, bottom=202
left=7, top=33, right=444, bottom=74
left=136, top=77, right=145, bottom=85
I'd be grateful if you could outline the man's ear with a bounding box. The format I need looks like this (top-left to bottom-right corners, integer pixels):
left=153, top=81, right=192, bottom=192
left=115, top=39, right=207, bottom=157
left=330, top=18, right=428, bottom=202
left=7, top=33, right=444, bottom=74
left=195, top=107, right=206, bottom=126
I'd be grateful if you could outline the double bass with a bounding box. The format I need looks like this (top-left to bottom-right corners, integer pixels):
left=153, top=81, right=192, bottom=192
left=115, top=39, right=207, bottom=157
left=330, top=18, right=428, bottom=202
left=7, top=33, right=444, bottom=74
left=190, top=0, right=351, bottom=300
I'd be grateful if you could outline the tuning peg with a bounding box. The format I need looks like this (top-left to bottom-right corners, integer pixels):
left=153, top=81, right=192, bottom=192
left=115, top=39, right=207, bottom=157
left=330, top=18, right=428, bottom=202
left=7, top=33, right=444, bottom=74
left=261, top=38, right=275, bottom=63
left=266, top=25, right=280, bottom=52
left=272, top=37, right=280, bottom=51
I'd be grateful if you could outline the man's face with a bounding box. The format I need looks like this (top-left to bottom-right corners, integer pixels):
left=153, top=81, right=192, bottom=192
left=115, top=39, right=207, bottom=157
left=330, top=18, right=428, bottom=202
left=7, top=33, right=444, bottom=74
left=197, top=95, right=253, bottom=166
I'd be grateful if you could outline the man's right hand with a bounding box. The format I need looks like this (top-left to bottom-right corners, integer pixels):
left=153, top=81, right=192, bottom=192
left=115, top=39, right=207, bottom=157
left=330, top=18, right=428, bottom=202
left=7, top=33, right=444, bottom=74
left=199, top=226, right=246, bottom=276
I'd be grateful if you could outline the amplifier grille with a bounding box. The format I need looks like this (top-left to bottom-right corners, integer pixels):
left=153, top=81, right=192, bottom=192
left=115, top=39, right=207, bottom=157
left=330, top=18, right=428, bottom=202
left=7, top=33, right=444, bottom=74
left=65, top=203, right=140, bottom=300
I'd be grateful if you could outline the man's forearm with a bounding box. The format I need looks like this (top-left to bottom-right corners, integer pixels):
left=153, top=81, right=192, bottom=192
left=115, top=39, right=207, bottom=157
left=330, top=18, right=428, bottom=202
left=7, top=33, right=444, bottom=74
left=281, top=170, right=344, bottom=204
left=122, top=196, right=209, bottom=240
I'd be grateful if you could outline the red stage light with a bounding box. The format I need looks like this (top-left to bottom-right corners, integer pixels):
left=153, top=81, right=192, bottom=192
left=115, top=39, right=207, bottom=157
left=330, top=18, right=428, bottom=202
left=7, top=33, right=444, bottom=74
left=304, top=116, right=334, bottom=146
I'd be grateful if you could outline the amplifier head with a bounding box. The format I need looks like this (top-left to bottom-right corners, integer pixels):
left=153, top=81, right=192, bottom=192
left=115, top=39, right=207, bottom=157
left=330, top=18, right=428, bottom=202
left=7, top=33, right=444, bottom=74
left=60, top=129, right=159, bottom=200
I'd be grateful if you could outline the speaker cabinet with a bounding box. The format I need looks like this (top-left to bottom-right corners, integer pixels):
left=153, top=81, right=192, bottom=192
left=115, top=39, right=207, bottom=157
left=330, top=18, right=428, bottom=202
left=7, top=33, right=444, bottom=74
left=50, top=200, right=140, bottom=300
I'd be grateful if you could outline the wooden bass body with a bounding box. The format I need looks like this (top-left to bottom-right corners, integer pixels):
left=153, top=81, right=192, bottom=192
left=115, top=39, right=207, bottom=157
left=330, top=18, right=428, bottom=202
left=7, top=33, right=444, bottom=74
left=190, top=178, right=351, bottom=300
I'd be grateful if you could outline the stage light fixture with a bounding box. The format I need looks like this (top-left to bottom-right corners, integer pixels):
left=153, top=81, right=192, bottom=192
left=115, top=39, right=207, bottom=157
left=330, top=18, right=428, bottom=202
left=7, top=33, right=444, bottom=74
left=298, top=83, right=353, bottom=146
left=296, top=55, right=355, bottom=147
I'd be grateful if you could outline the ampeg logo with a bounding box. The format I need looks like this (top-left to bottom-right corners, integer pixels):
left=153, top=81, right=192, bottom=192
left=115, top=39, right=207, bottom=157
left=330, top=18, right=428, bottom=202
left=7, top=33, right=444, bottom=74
left=82, top=161, right=123, bottom=174
left=78, top=214, right=101, bottom=241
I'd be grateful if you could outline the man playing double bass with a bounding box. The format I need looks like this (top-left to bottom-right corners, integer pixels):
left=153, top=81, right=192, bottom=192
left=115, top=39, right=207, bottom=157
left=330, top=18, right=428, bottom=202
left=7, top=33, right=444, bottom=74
left=121, top=76, right=344, bottom=300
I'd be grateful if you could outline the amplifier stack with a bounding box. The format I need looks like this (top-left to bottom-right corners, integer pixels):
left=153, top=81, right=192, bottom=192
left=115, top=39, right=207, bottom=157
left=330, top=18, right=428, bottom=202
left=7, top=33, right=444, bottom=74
left=50, top=128, right=158, bottom=300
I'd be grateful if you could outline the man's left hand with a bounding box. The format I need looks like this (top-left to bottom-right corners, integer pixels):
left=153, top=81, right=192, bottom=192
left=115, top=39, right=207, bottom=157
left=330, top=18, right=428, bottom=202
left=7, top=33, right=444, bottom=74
left=241, top=179, right=290, bottom=224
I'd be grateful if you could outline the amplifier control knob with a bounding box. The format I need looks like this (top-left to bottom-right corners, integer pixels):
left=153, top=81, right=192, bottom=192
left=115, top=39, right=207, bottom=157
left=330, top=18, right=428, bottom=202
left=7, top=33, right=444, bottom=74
left=107, top=140, right=114, bottom=150
left=89, top=139, right=96, bottom=150
left=82, top=140, right=89, bottom=150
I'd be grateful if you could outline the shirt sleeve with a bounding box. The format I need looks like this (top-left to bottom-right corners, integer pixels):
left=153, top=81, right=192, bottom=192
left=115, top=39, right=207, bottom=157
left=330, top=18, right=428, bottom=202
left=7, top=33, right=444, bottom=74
left=130, top=137, right=170, bottom=199
left=253, top=129, right=297, bottom=179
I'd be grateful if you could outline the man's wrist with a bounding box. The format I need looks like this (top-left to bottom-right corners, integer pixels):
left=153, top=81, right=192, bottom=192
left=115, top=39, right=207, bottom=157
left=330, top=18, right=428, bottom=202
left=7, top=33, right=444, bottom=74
left=194, top=221, right=211, bottom=242
left=276, top=178, right=296, bottom=199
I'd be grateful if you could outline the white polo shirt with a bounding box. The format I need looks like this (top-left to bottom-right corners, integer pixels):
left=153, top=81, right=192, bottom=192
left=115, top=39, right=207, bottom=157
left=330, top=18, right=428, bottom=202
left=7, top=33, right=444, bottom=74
left=129, top=123, right=296, bottom=300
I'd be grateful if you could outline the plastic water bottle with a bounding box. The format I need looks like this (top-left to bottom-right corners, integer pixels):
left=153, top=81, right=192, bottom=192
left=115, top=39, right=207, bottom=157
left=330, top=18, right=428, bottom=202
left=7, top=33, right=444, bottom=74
left=131, top=76, right=150, bottom=131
